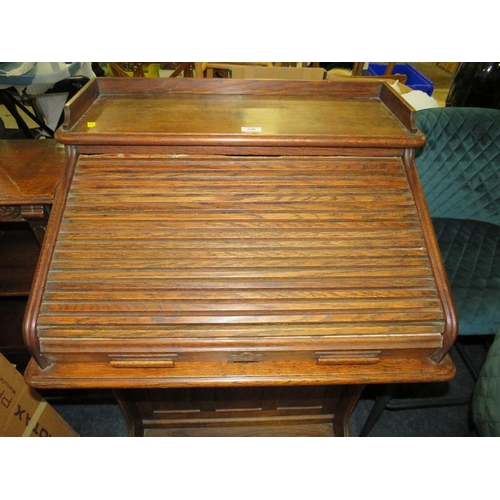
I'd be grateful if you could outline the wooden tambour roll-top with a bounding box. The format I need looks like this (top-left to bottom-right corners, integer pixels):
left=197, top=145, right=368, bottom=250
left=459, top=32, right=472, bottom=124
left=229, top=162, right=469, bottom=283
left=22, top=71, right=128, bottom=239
left=23, top=78, right=456, bottom=389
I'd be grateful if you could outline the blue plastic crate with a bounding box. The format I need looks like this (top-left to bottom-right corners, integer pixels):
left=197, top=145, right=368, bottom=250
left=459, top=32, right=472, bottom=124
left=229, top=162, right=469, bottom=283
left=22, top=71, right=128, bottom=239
left=367, top=63, right=434, bottom=96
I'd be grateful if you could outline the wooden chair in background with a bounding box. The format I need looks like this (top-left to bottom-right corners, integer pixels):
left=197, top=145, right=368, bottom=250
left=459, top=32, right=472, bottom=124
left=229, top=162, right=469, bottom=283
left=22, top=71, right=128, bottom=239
left=108, top=63, right=194, bottom=78
left=194, top=62, right=273, bottom=78
left=352, top=62, right=397, bottom=76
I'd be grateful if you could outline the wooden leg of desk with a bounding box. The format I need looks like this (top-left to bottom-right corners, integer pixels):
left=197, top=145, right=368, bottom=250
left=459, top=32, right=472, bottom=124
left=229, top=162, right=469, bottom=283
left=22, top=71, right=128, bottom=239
left=20, top=205, right=49, bottom=246
left=114, top=389, right=146, bottom=437
left=333, top=385, right=365, bottom=437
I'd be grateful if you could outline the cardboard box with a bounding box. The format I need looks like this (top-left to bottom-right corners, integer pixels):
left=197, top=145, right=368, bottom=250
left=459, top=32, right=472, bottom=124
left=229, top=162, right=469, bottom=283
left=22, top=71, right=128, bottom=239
left=230, top=65, right=326, bottom=80
left=0, top=353, right=78, bottom=437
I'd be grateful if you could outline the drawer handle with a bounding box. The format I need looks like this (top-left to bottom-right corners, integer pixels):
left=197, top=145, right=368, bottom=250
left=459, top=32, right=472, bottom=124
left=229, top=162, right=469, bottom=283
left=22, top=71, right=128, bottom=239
left=315, top=351, right=380, bottom=366
left=110, top=355, right=178, bottom=369
left=228, top=352, right=264, bottom=364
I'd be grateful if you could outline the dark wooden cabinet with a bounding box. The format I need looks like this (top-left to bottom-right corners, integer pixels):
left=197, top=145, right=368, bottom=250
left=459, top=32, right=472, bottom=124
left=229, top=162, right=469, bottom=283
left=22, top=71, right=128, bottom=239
left=23, top=78, right=456, bottom=436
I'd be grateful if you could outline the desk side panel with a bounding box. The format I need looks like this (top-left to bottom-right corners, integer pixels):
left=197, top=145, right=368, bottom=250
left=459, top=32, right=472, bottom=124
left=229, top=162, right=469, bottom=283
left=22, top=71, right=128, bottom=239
left=23, top=146, right=78, bottom=368
left=403, top=149, right=457, bottom=361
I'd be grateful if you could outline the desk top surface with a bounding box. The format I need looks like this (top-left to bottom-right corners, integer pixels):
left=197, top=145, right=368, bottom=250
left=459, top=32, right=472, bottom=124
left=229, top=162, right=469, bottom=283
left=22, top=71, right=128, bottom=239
left=55, top=78, right=424, bottom=149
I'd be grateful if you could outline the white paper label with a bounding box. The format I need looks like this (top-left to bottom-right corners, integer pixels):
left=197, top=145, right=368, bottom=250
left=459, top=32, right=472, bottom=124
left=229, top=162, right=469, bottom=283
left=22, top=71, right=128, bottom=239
left=241, top=126, right=262, bottom=133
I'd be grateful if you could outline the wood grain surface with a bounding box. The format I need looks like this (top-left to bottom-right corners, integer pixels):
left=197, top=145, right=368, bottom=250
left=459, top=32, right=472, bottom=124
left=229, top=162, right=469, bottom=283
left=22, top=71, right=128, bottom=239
left=0, top=140, right=64, bottom=205
left=24, top=79, right=455, bottom=392
left=25, top=153, right=455, bottom=387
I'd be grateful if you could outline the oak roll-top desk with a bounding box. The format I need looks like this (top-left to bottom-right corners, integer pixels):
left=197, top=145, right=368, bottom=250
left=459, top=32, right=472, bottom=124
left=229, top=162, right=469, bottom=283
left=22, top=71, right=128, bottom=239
left=23, top=78, right=456, bottom=436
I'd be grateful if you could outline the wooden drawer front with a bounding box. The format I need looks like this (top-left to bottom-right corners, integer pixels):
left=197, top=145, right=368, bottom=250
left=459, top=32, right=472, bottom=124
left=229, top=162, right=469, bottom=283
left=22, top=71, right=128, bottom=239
left=40, top=346, right=387, bottom=367
left=105, top=350, right=382, bottom=371
left=35, top=334, right=445, bottom=387
left=37, top=155, right=445, bottom=362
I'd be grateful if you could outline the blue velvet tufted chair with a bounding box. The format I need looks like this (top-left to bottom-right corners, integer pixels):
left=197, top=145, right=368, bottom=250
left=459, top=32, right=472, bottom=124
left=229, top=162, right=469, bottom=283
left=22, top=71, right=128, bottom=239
left=360, top=106, right=500, bottom=436
left=416, top=107, right=500, bottom=342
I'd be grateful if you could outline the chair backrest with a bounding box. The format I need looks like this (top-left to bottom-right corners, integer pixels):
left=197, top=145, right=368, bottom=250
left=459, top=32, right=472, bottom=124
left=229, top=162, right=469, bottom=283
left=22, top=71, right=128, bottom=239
left=415, top=107, right=500, bottom=225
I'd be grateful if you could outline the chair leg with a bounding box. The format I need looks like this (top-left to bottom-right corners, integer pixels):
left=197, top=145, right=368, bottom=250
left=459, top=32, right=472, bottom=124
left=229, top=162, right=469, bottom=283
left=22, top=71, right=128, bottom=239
left=386, top=395, right=470, bottom=410
left=454, top=341, right=481, bottom=381
left=0, top=91, right=36, bottom=138
left=359, top=339, right=492, bottom=436
left=359, top=384, right=396, bottom=436
left=360, top=382, right=470, bottom=436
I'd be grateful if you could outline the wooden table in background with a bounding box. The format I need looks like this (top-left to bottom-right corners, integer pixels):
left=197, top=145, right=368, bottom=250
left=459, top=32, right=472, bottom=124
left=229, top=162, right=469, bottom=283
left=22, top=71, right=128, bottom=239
left=0, top=140, right=64, bottom=369
left=0, top=140, right=64, bottom=243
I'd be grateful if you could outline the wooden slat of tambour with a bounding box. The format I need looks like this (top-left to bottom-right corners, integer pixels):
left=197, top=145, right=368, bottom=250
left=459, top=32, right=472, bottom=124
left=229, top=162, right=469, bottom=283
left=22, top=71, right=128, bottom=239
left=70, top=159, right=411, bottom=170
left=69, top=182, right=409, bottom=193
left=69, top=163, right=413, bottom=182
left=46, top=268, right=434, bottom=281
left=38, top=155, right=444, bottom=346
left=70, top=160, right=408, bottom=177
left=50, top=257, right=430, bottom=271
left=65, top=202, right=417, bottom=217
left=60, top=221, right=421, bottom=233
left=54, top=238, right=423, bottom=250
left=39, top=313, right=444, bottom=328
left=70, top=177, right=410, bottom=186
left=43, top=278, right=436, bottom=291
left=51, top=256, right=429, bottom=271
left=52, top=248, right=427, bottom=260
left=70, top=156, right=405, bottom=171
left=56, top=231, right=423, bottom=243
left=65, top=199, right=415, bottom=211
left=40, top=298, right=441, bottom=314
left=39, top=323, right=446, bottom=339
left=39, top=337, right=444, bottom=357
left=39, top=312, right=444, bottom=327
left=43, top=288, right=440, bottom=301
left=66, top=195, right=414, bottom=207
left=62, top=211, right=418, bottom=222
